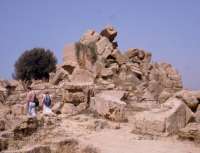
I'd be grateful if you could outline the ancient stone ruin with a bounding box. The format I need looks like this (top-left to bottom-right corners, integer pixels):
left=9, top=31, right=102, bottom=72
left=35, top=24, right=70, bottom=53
left=0, top=26, right=200, bottom=153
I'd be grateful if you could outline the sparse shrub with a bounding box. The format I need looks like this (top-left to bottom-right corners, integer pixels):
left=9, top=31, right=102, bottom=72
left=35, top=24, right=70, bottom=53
left=14, top=48, right=57, bottom=81
left=82, top=145, right=99, bottom=153
left=75, top=41, right=97, bottom=68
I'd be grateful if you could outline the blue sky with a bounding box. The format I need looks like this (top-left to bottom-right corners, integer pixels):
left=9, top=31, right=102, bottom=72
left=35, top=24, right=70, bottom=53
left=0, top=0, right=200, bottom=89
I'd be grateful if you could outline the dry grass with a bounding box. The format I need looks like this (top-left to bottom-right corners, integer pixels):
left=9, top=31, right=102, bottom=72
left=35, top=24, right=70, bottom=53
left=82, top=145, right=100, bottom=153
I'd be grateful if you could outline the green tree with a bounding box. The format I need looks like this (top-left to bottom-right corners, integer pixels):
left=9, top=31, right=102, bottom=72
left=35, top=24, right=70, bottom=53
left=14, top=48, right=57, bottom=81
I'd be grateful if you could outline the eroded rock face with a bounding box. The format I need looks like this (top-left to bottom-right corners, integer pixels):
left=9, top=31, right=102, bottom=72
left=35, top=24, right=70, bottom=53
left=158, top=90, right=172, bottom=104
left=132, top=98, right=193, bottom=135
left=100, top=26, right=117, bottom=42
left=80, top=30, right=101, bottom=45
left=90, top=90, right=127, bottom=121
left=178, top=123, right=200, bottom=143
left=125, top=48, right=152, bottom=64
left=63, top=43, right=79, bottom=68
left=71, top=69, right=94, bottom=84
left=50, top=66, right=69, bottom=85
left=61, top=82, right=94, bottom=115
left=176, top=90, right=199, bottom=111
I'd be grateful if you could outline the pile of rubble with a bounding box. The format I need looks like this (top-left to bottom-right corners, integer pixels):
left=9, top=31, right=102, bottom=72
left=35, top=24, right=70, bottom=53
left=0, top=26, right=200, bottom=152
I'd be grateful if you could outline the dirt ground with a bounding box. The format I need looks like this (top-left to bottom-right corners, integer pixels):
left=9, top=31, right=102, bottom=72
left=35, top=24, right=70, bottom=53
left=59, top=114, right=200, bottom=153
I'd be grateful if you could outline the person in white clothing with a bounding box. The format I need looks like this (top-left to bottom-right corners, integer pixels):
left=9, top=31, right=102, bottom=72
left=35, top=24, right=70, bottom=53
left=42, top=91, right=53, bottom=115
left=26, top=87, right=36, bottom=117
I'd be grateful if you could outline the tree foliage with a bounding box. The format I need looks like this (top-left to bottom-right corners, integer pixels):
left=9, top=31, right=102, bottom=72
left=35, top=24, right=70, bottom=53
left=14, top=48, right=57, bottom=81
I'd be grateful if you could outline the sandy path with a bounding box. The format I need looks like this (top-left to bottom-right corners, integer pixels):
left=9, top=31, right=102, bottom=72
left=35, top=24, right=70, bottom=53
left=59, top=115, right=200, bottom=153
left=81, top=125, right=200, bottom=153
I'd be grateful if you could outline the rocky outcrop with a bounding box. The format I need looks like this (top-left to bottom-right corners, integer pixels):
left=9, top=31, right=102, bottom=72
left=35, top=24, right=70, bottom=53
left=1, top=25, right=200, bottom=153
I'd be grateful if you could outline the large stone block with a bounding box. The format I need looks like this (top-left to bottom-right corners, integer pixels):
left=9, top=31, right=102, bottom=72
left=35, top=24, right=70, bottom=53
left=80, top=29, right=101, bottom=45
left=132, top=98, right=193, bottom=136
left=63, top=43, right=79, bottom=68
left=90, top=90, right=127, bottom=121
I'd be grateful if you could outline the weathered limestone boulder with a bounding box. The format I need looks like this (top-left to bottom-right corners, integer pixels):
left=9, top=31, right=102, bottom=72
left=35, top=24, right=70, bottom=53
left=132, top=98, right=193, bottom=136
left=158, top=90, right=172, bottom=103
left=148, top=63, right=183, bottom=92
left=109, top=63, right=119, bottom=73
left=13, top=117, right=44, bottom=140
left=125, top=48, right=151, bottom=64
left=30, top=81, right=54, bottom=90
left=178, top=123, right=200, bottom=143
left=100, top=67, right=113, bottom=78
left=71, top=68, right=94, bottom=83
left=126, top=62, right=142, bottom=77
left=147, top=80, right=162, bottom=99
left=61, top=103, right=77, bottom=115
left=95, top=79, right=116, bottom=90
left=90, top=90, right=127, bottom=121
left=140, top=90, right=153, bottom=101
left=100, top=26, right=117, bottom=42
left=63, top=43, right=79, bottom=70
left=96, top=37, right=113, bottom=57
left=63, top=91, right=86, bottom=105
left=176, top=90, right=199, bottom=111
left=63, top=82, right=94, bottom=92
left=80, top=29, right=101, bottom=45
left=111, top=49, right=127, bottom=65
left=50, top=67, right=69, bottom=85
left=159, top=63, right=183, bottom=90
left=52, top=102, right=63, bottom=114
left=61, top=82, right=93, bottom=115
left=115, top=64, right=141, bottom=90
left=61, top=103, right=87, bottom=115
